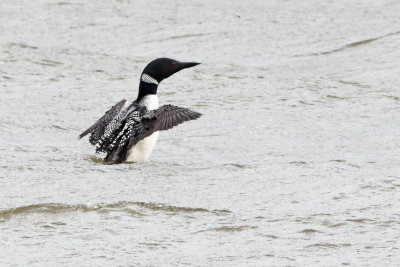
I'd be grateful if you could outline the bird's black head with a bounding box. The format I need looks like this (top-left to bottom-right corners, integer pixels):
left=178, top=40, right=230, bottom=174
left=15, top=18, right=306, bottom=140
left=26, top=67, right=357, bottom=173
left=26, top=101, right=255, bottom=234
left=142, top=58, right=200, bottom=83
left=137, top=58, right=200, bottom=101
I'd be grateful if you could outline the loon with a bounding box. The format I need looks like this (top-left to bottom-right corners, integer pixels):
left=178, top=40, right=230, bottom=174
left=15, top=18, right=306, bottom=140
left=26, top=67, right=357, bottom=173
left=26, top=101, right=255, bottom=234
left=79, top=58, right=201, bottom=164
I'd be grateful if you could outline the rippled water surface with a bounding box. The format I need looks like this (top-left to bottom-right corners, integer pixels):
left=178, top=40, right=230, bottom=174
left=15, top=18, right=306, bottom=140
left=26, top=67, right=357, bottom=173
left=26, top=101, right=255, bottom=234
left=1, top=0, right=400, bottom=265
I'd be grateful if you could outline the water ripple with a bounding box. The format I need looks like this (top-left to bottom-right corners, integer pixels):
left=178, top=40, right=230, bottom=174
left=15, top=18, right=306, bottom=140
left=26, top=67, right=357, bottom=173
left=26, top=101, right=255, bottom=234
left=294, top=30, right=400, bottom=57
left=0, top=201, right=231, bottom=221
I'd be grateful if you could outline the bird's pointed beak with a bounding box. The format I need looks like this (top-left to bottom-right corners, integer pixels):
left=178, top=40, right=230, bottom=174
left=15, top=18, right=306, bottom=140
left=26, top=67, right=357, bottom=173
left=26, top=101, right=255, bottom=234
left=179, top=62, right=201, bottom=69
left=161, top=60, right=201, bottom=80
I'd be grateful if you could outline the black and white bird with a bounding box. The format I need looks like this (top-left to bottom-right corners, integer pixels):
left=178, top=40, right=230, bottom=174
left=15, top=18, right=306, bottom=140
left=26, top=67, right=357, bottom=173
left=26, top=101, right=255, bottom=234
left=79, top=58, right=201, bottom=164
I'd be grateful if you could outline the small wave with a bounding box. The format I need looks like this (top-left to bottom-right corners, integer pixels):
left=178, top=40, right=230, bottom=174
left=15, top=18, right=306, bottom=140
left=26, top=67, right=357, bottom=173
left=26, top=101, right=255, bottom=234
left=51, top=125, right=69, bottom=131
left=0, top=201, right=230, bottom=221
left=326, top=95, right=347, bottom=100
left=87, top=155, right=105, bottom=163
left=7, top=42, right=38, bottom=50
left=294, top=30, right=400, bottom=57
left=263, top=234, right=279, bottom=239
left=196, top=225, right=257, bottom=233
left=299, top=228, right=322, bottom=234
left=48, top=2, right=72, bottom=6
left=383, top=95, right=400, bottom=101
left=47, top=2, right=85, bottom=6
left=32, top=59, right=63, bottom=67
left=330, top=159, right=346, bottom=162
left=330, top=222, right=347, bottom=228
left=338, top=80, right=370, bottom=88
left=140, top=32, right=216, bottom=44
left=289, top=161, right=308, bottom=165
left=222, top=163, right=250, bottom=169
left=305, top=243, right=351, bottom=249
left=346, top=218, right=374, bottom=223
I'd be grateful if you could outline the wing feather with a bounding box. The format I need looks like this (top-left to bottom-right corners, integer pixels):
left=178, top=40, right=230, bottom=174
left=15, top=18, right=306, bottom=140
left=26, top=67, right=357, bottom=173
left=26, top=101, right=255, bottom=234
left=80, top=102, right=201, bottom=164
left=152, top=105, right=201, bottom=132
left=119, top=105, right=201, bottom=162
left=79, top=99, right=127, bottom=140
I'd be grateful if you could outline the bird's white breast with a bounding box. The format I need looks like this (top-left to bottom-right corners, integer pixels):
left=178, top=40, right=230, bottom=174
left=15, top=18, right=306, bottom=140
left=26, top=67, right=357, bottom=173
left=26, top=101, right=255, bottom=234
left=139, top=94, right=158, bottom=110
left=126, top=95, right=159, bottom=163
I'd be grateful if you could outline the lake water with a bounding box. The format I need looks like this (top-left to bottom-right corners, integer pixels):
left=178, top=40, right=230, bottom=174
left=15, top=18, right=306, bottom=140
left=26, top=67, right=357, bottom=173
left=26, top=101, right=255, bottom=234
left=1, top=0, right=399, bottom=265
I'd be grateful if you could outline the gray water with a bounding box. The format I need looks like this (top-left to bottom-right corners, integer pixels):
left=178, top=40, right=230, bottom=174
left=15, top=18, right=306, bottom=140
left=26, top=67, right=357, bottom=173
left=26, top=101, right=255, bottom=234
left=1, top=0, right=400, bottom=266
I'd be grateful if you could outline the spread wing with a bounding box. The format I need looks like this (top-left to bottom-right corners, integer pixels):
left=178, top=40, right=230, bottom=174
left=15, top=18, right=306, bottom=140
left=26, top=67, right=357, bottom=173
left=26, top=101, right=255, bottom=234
left=79, top=99, right=127, bottom=140
left=143, top=104, right=202, bottom=136
left=79, top=99, right=141, bottom=156
left=105, top=105, right=201, bottom=164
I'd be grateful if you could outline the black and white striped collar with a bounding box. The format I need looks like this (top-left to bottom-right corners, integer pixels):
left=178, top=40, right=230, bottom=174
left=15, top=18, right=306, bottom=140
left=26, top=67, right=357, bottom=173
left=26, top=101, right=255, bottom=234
left=141, top=73, right=159, bottom=85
